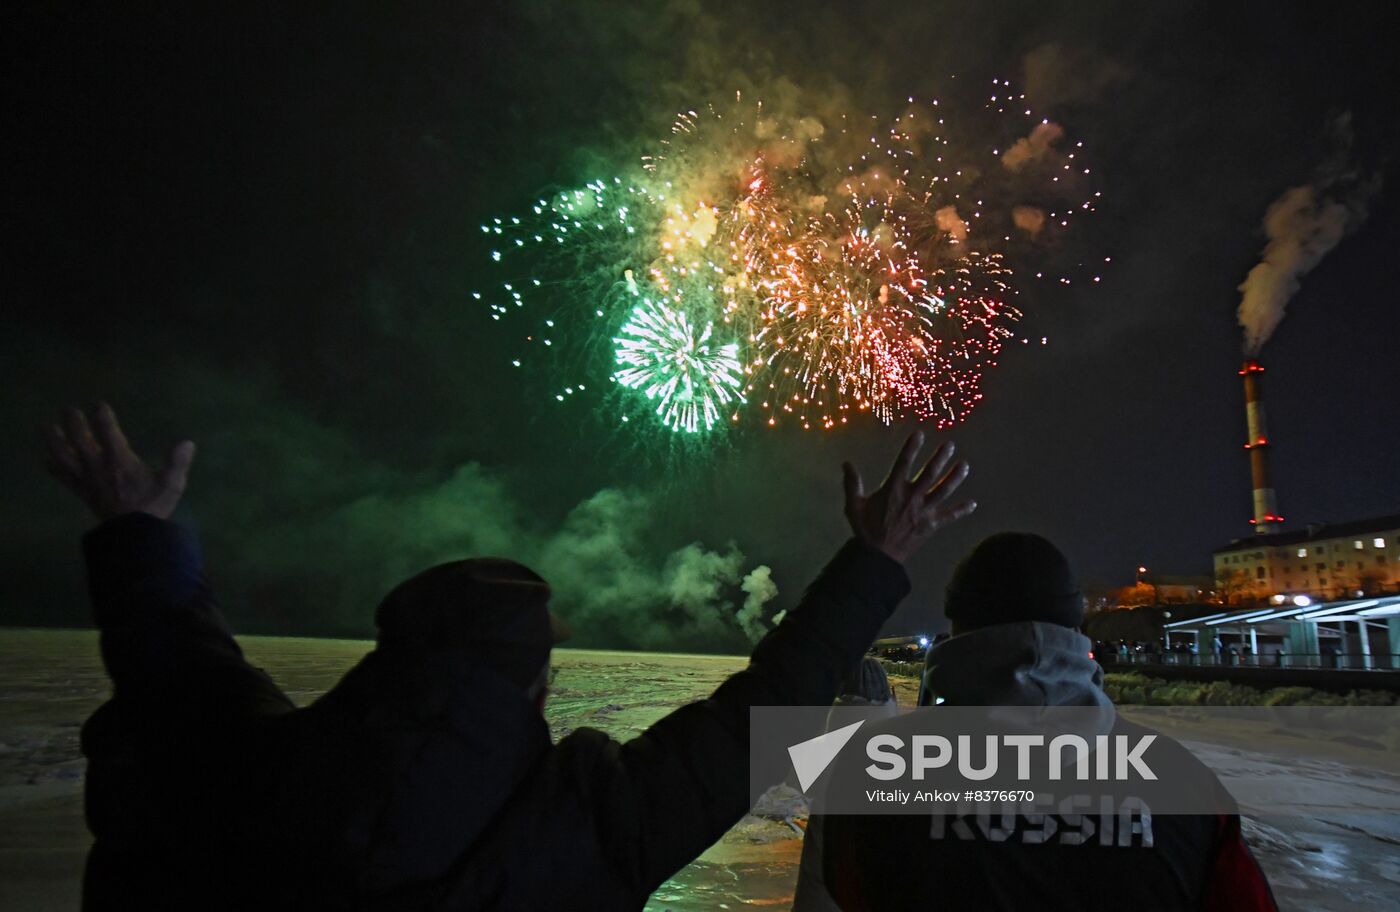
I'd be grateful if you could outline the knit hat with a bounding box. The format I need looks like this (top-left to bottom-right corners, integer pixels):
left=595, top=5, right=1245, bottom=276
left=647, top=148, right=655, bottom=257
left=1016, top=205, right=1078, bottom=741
left=840, top=655, right=894, bottom=704
left=374, top=558, right=569, bottom=690
left=943, top=533, right=1084, bottom=631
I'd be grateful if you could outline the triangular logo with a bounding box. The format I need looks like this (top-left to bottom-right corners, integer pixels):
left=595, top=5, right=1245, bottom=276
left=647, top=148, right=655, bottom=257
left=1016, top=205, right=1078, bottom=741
left=788, top=720, right=865, bottom=792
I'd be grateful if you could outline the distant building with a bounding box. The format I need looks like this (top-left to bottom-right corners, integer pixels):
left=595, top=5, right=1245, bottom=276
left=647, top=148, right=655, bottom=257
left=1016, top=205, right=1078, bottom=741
left=1110, top=576, right=1214, bottom=608
left=1144, top=574, right=1213, bottom=604
left=1214, top=513, right=1400, bottom=605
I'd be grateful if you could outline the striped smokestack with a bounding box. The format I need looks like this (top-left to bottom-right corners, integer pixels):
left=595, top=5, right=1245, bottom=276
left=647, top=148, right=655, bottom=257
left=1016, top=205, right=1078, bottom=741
left=1239, top=359, right=1282, bottom=534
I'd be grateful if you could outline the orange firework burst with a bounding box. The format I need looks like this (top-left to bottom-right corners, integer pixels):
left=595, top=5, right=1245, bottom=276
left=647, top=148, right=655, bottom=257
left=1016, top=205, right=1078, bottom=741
left=480, top=81, right=1098, bottom=434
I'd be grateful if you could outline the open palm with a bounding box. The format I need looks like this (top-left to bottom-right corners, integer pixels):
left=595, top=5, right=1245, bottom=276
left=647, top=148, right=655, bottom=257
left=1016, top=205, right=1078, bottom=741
left=45, top=404, right=195, bottom=521
left=843, top=432, right=976, bottom=563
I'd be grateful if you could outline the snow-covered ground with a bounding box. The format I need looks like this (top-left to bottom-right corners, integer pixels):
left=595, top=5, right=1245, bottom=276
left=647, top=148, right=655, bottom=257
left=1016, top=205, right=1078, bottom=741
left=2, top=629, right=1397, bottom=910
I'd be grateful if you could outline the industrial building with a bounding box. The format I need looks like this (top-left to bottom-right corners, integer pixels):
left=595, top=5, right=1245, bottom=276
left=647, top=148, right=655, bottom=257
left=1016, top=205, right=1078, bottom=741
left=1214, top=515, right=1400, bottom=604
left=1212, top=359, right=1400, bottom=604
left=1162, top=360, right=1400, bottom=669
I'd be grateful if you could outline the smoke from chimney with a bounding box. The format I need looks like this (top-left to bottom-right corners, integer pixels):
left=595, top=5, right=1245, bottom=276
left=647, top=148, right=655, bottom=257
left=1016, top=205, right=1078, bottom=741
left=1236, top=114, right=1376, bottom=355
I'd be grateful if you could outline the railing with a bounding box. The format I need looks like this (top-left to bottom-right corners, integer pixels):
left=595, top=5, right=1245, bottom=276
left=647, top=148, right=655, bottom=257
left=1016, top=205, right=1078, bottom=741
left=1097, top=651, right=1400, bottom=671
left=877, top=659, right=925, bottom=678
left=875, top=651, right=1400, bottom=676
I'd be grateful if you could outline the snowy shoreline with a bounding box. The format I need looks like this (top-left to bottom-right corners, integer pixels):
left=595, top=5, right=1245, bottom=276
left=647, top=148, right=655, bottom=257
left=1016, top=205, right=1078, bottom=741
left=3, top=628, right=1398, bottom=910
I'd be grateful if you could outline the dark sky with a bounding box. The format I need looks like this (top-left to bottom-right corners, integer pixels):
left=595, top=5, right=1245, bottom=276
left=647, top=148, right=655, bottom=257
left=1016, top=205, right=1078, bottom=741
left=5, top=1, right=1399, bottom=648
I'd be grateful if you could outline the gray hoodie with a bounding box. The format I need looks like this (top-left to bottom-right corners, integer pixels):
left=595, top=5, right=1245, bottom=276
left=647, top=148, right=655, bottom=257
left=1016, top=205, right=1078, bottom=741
left=920, top=621, right=1112, bottom=710
left=792, top=622, right=1113, bottom=912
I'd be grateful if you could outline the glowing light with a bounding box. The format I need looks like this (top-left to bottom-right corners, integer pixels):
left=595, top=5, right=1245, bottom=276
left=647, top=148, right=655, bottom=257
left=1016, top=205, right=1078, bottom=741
left=613, top=298, right=744, bottom=433
left=479, top=88, right=1100, bottom=433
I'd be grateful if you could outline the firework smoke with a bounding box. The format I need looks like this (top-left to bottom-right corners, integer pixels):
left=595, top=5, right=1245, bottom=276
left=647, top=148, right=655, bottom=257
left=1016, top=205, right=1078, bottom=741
left=736, top=565, right=779, bottom=641
left=1001, top=121, right=1065, bottom=172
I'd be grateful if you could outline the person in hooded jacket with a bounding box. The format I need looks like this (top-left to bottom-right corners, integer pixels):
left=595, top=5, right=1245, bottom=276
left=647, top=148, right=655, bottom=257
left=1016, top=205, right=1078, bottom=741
left=44, top=403, right=975, bottom=911
left=809, top=533, right=1278, bottom=912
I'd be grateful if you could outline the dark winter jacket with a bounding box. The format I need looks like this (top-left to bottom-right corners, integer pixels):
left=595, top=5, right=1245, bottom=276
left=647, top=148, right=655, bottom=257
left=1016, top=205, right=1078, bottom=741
left=79, top=513, right=911, bottom=910
left=817, top=622, right=1277, bottom=911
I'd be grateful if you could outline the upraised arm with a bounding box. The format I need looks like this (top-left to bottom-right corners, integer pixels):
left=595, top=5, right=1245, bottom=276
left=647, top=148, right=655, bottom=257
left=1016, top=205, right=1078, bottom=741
left=581, top=432, right=975, bottom=897
left=47, top=404, right=290, bottom=716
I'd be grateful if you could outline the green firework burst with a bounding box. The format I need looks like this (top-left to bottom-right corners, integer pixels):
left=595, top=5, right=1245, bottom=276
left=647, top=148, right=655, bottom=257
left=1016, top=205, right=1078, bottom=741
left=613, top=298, right=744, bottom=433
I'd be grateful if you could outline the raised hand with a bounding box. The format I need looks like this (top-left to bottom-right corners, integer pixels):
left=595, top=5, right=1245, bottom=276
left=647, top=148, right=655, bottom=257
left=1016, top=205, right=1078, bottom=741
left=842, top=431, right=975, bottom=563
left=44, top=403, right=195, bottom=521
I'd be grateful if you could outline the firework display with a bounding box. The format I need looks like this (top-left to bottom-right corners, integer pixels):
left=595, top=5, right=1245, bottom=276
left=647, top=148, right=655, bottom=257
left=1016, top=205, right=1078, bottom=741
left=613, top=296, right=744, bottom=433
left=477, top=81, right=1099, bottom=433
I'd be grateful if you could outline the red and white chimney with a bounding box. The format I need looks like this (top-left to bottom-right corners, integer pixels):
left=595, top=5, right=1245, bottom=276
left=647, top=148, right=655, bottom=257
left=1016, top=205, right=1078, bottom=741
left=1239, top=359, right=1283, bottom=534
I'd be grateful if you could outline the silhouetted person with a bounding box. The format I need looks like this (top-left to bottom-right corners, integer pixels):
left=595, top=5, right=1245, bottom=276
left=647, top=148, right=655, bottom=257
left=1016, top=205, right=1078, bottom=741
left=809, top=533, right=1277, bottom=911
left=46, top=404, right=975, bottom=911
left=793, top=657, right=899, bottom=911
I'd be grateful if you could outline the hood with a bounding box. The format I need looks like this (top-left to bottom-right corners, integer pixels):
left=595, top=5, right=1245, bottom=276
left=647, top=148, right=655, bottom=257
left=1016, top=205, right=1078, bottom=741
left=374, top=557, right=560, bottom=691
left=920, top=621, right=1111, bottom=712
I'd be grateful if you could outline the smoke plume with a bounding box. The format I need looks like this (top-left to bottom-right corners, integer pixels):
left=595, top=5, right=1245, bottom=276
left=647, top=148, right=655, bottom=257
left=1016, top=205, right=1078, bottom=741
left=234, top=460, right=782, bottom=651
left=1012, top=205, right=1047, bottom=237
left=935, top=205, right=969, bottom=243
left=736, top=565, right=779, bottom=641
left=1237, top=115, right=1377, bottom=354
left=1001, top=121, right=1065, bottom=173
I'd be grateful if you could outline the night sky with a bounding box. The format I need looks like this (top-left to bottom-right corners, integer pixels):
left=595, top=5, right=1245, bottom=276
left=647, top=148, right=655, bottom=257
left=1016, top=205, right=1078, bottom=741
left=6, top=1, right=1399, bottom=649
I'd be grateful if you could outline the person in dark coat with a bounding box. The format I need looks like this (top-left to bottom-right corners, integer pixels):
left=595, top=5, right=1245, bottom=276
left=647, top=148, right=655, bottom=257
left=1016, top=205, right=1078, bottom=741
left=45, top=404, right=976, bottom=911
left=812, top=533, right=1278, bottom=912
